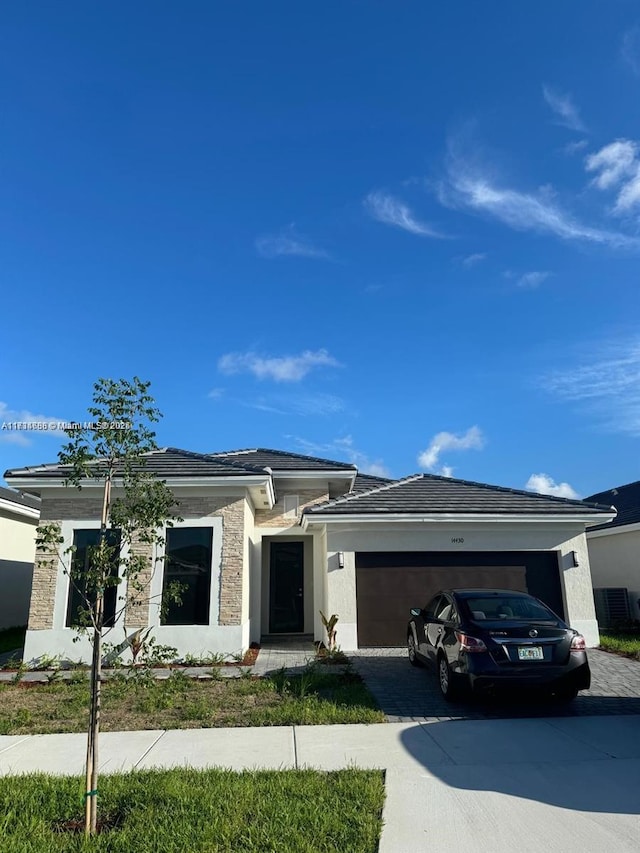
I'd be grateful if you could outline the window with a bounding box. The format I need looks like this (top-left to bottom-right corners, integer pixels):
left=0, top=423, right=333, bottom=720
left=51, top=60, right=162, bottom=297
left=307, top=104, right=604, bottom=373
left=162, top=527, right=213, bottom=625
left=424, top=595, right=443, bottom=619
left=66, top=529, right=120, bottom=628
left=283, top=495, right=299, bottom=519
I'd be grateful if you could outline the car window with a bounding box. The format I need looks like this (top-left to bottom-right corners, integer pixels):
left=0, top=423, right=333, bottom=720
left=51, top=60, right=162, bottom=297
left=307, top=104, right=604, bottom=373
left=464, top=595, right=556, bottom=621
left=436, top=598, right=454, bottom=622
left=424, top=595, right=443, bottom=618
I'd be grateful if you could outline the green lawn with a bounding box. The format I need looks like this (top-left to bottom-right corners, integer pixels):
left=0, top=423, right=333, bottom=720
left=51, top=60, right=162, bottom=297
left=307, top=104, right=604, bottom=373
left=599, top=632, right=640, bottom=660
left=0, top=668, right=385, bottom=735
left=0, top=625, right=26, bottom=655
left=0, top=767, right=385, bottom=852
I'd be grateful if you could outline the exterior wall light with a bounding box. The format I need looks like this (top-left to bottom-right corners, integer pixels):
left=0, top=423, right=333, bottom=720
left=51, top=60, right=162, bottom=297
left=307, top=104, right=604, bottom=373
left=338, top=552, right=345, bottom=569
left=571, top=550, right=580, bottom=567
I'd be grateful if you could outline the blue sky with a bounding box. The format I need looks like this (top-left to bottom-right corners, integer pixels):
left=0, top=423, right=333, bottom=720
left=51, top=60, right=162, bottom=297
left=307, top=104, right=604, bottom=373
left=1, top=2, right=640, bottom=498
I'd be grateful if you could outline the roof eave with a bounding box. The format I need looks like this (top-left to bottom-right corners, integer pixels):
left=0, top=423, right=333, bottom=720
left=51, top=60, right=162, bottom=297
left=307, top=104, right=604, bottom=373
left=301, top=511, right=617, bottom=529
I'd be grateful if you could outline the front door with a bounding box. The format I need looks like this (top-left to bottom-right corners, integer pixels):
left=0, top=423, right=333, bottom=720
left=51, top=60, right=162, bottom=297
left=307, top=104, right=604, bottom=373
left=269, top=542, right=304, bottom=633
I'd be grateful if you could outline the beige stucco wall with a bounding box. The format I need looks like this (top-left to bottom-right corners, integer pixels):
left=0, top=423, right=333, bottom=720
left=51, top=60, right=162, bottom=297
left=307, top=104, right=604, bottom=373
left=0, top=509, right=38, bottom=629
left=588, top=528, right=640, bottom=620
left=0, top=510, right=38, bottom=563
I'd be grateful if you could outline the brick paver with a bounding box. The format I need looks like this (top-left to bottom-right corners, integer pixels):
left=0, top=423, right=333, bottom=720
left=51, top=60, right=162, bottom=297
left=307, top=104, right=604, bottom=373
left=350, top=647, right=640, bottom=722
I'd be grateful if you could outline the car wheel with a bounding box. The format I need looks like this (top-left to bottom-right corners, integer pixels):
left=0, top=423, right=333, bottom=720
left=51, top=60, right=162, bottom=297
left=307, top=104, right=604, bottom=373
left=438, top=654, right=457, bottom=700
left=408, top=633, right=422, bottom=667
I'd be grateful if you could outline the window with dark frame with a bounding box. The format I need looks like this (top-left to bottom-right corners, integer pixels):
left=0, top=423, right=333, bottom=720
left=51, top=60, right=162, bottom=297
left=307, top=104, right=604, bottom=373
left=66, top=529, right=121, bottom=628
left=161, top=526, right=213, bottom=625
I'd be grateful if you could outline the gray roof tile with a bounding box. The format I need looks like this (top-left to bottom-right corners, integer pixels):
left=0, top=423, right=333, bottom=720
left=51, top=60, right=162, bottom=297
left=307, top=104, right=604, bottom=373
left=208, top=448, right=357, bottom=471
left=305, top=473, right=615, bottom=517
left=585, top=480, right=640, bottom=531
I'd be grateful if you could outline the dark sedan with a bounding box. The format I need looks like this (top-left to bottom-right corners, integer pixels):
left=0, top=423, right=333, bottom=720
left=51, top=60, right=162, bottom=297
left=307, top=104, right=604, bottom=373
left=407, top=589, right=590, bottom=702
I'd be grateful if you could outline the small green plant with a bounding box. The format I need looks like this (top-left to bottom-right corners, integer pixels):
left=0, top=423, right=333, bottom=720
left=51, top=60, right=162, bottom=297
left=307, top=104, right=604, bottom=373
left=128, top=627, right=153, bottom=664
left=33, top=653, right=62, bottom=672
left=12, top=662, right=28, bottom=684
left=270, top=666, right=290, bottom=695
left=319, top=611, right=339, bottom=650
left=140, top=637, right=179, bottom=667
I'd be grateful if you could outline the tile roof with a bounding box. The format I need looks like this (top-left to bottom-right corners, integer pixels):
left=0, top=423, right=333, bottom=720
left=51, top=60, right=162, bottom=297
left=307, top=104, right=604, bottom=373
left=351, top=473, right=393, bottom=493
left=0, top=485, right=41, bottom=510
left=305, top=473, right=615, bottom=517
left=208, top=448, right=357, bottom=471
left=584, top=480, right=640, bottom=531
left=3, top=448, right=268, bottom=480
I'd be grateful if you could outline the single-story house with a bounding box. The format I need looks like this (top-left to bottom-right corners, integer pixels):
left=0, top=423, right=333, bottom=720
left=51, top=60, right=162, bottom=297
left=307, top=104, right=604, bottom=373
left=0, top=485, right=40, bottom=630
left=584, top=480, right=640, bottom=626
left=4, top=447, right=615, bottom=662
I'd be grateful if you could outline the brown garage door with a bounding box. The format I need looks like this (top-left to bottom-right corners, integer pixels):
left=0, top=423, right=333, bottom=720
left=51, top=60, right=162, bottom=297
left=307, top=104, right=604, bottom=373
left=355, top=563, right=528, bottom=647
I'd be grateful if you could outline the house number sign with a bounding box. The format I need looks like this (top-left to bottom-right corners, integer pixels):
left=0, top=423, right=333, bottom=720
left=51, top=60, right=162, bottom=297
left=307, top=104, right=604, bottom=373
left=450, top=537, right=465, bottom=544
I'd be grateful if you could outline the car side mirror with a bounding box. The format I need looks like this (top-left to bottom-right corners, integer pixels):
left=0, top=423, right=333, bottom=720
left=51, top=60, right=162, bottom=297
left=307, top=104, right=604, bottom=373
left=410, top=607, right=422, bottom=618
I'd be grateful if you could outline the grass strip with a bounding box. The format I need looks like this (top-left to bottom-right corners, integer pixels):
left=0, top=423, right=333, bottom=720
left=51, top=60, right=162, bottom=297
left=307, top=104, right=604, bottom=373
left=0, top=669, right=385, bottom=735
left=0, top=767, right=385, bottom=852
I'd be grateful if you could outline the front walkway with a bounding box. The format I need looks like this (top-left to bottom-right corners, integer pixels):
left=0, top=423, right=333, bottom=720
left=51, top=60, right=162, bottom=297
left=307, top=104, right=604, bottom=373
left=350, top=647, right=640, bottom=721
left=1, top=716, right=639, bottom=852
left=253, top=636, right=317, bottom=676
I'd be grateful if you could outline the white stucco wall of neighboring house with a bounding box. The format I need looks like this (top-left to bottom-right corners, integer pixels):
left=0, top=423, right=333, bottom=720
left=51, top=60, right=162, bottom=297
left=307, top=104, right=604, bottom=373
left=0, top=507, right=38, bottom=630
left=587, top=525, right=640, bottom=621
left=323, top=521, right=600, bottom=648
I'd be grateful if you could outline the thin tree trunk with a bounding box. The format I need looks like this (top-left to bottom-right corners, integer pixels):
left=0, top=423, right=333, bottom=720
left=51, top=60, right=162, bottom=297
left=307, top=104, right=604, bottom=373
left=85, top=473, right=111, bottom=836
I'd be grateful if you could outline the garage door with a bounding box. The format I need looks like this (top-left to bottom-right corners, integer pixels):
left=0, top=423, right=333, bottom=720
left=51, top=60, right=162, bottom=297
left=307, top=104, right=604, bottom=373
left=355, top=551, right=563, bottom=647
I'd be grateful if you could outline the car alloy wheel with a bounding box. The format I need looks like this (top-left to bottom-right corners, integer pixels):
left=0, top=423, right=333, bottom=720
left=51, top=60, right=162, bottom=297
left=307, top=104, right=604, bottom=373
left=408, top=634, right=421, bottom=667
left=438, top=655, right=455, bottom=700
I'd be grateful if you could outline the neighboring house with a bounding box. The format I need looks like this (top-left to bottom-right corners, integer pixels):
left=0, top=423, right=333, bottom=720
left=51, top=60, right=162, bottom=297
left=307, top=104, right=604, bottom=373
left=0, top=485, right=40, bottom=630
left=4, top=447, right=615, bottom=662
left=584, top=481, right=640, bottom=625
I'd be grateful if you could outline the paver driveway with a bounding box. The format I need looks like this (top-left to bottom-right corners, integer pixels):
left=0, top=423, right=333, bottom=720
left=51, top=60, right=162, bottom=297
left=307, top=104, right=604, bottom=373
left=350, top=647, right=640, bottom=721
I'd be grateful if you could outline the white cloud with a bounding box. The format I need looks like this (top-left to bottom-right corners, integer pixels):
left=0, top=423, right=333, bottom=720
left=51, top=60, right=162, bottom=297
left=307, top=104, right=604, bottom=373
left=439, top=465, right=455, bottom=478
left=585, top=140, right=637, bottom=190
left=542, top=337, right=640, bottom=435
left=439, top=147, right=640, bottom=249
left=542, top=86, right=587, bottom=132
left=563, top=139, right=589, bottom=156
left=218, top=349, right=340, bottom=383
left=585, top=139, right=640, bottom=215
left=364, top=191, right=447, bottom=238
left=622, top=26, right=640, bottom=76
left=244, top=393, right=346, bottom=418
left=207, top=388, right=224, bottom=400
left=0, top=402, right=67, bottom=446
left=526, top=473, right=580, bottom=500
left=515, top=270, right=551, bottom=289
left=460, top=252, right=487, bottom=267
left=289, top=434, right=390, bottom=477
left=255, top=226, right=329, bottom=259
left=418, top=426, right=485, bottom=470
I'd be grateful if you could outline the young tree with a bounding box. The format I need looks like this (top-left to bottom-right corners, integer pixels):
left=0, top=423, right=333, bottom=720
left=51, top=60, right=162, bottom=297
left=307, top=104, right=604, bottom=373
left=36, top=378, right=179, bottom=836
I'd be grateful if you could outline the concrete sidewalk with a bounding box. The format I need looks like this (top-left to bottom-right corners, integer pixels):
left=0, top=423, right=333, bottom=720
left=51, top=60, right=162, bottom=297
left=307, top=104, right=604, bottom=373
left=1, top=716, right=639, bottom=852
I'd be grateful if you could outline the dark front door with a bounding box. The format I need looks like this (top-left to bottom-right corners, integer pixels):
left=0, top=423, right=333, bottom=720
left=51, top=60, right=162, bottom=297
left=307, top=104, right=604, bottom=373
left=269, top=542, right=304, bottom=633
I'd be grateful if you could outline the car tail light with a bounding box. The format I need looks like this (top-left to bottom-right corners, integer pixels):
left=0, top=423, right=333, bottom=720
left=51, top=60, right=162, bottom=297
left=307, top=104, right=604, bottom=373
left=455, top=631, right=487, bottom=653
left=570, top=633, right=586, bottom=651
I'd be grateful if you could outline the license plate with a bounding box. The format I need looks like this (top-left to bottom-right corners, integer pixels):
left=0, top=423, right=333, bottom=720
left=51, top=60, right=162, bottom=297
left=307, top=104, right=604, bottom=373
left=518, top=646, right=543, bottom=661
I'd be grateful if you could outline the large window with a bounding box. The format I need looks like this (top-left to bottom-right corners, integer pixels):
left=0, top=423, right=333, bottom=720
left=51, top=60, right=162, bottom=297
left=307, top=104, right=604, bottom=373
left=162, top=527, right=213, bottom=625
left=66, top=529, right=121, bottom=628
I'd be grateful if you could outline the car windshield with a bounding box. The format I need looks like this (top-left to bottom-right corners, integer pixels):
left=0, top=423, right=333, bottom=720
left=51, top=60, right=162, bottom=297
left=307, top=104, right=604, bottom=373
left=464, top=596, right=556, bottom=622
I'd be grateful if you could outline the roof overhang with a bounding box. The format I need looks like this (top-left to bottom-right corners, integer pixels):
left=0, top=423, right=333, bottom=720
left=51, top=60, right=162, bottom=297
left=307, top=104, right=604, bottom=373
left=587, top=520, right=640, bottom=538
left=0, top=495, right=40, bottom=520
left=301, top=511, right=617, bottom=530
left=5, top=474, right=276, bottom=510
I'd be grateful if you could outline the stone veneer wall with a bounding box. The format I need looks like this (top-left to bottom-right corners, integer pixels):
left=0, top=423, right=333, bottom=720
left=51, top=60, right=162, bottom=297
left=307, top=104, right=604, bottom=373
left=30, top=493, right=245, bottom=630
left=255, top=489, right=329, bottom=528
